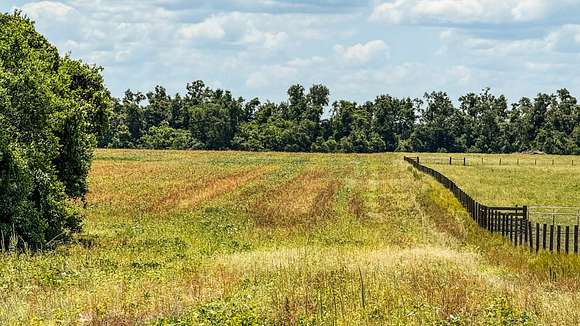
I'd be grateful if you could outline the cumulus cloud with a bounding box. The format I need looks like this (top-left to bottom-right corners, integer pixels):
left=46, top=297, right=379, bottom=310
left=21, top=1, right=73, bottom=20
left=8, top=0, right=580, bottom=104
left=370, top=0, right=559, bottom=24
left=178, top=12, right=296, bottom=50
left=334, top=40, right=389, bottom=64
left=440, top=24, right=580, bottom=58
left=179, top=17, right=226, bottom=40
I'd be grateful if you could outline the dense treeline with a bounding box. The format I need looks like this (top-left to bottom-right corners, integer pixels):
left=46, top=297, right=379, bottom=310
left=100, top=82, right=580, bottom=154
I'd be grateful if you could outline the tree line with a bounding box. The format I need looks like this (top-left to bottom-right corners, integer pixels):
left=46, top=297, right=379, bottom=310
left=100, top=82, right=580, bottom=155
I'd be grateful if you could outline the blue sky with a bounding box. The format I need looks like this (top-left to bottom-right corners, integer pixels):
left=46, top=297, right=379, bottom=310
left=4, top=0, right=580, bottom=103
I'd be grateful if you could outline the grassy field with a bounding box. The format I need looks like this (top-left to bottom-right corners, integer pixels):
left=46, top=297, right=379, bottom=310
left=419, top=153, right=580, bottom=225
left=1, top=149, right=579, bottom=325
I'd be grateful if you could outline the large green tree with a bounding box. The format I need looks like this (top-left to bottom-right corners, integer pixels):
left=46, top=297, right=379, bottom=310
left=411, top=91, right=462, bottom=152
left=0, top=12, right=111, bottom=249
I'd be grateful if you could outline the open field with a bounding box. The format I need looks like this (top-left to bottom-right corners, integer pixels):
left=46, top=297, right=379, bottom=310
left=1, top=150, right=580, bottom=325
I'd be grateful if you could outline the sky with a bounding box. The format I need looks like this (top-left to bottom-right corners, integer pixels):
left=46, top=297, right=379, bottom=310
left=4, top=0, right=580, bottom=104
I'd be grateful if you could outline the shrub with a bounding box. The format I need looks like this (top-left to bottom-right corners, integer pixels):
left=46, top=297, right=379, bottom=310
left=140, top=124, right=202, bottom=150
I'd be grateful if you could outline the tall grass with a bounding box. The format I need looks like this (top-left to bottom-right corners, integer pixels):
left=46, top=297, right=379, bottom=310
left=0, top=150, right=578, bottom=325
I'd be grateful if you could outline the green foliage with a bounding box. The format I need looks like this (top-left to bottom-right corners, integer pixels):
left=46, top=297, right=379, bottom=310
left=0, top=11, right=110, bottom=249
left=99, top=79, right=579, bottom=154
left=483, top=297, right=533, bottom=326
left=196, top=294, right=266, bottom=326
left=100, top=79, right=580, bottom=155
left=141, top=123, right=202, bottom=150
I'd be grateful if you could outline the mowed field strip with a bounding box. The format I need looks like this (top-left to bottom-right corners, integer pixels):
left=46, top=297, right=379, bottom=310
left=0, top=149, right=579, bottom=325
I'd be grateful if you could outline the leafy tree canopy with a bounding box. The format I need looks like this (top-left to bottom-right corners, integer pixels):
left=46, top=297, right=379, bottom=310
left=0, top=11, right=111, bottom=249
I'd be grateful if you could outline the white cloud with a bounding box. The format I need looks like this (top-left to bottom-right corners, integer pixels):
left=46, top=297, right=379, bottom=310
left=334, top=40, right=389, bottom=64
left=179, top=17, right=226, bottom=40
left=178, top=12, right=292, bottom=50
left=441, top=23, right=580, bottom=58
left=246, top=64, right=298, bottom=89
left=20, top=1, right=73, bottom=20
left=242, top=29, right=288, bottom=49
left=8, top=0, right=580, bottom=104
left=511, top=0, right=550, bottom=22
left=525, top=62, right=568, bottom=73
left=287, top=56, right=325, bottom=67
left=448, top=65, right=472, bottom=84
left=546, top=24, right=580, bottom=52
left=370, top=0, right=555, bottom=24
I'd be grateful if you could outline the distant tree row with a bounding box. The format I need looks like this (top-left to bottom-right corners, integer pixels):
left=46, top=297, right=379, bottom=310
left=100, top=81, right=580, bottom=155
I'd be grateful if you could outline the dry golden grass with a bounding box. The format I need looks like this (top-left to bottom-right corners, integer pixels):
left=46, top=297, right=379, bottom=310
left=0, top=150, right=579, bottom=325
left=250, top=168, right=341, bottom=227
left=153, top=167, right=272, bottom=213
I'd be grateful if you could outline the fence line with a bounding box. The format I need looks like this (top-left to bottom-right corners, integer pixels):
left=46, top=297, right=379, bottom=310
left=404, top=156, right=579, bottom=255
left=416, top=156, right=578, bottom=167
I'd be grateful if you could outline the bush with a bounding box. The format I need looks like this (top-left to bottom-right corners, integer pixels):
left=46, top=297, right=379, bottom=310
left=0, top=12, right=110, bottom=249
left=140, top=124, right=202, bottom=150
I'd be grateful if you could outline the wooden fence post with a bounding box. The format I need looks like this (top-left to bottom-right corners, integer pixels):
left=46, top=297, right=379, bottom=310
left=519, top=218, right=524, bottom=246
left=575, top=225, right=579, bottom=254
left=536, top=223, right=540, bottom=253
left=526, top=221, right=534, bottom=252
left=549, top=225, right=554, bottom=252
left=501, top=213, right=505, bottom=236
left=510, top=216, right=515, bottom=243
left=565, top=226, right=570, bottom=254
left=557, top=225, right=561, bottom=253
left=522, top=218, right=528, bottom=244
left=516, top=217, right=520, bottom=245
left=486, top=207, right=490, bottom=231
left=543, top=224, right=547, bottom=250
left=512, top=215, right=516, bottom=243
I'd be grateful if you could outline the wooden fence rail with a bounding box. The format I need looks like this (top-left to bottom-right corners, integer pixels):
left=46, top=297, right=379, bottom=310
left=404, top=156, right=579, bottom=255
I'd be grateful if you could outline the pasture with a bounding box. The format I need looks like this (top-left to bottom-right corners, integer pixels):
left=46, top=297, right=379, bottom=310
left=0, top=150, right=579, bottom=325
left=420, top=154, right=580, bottom=225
